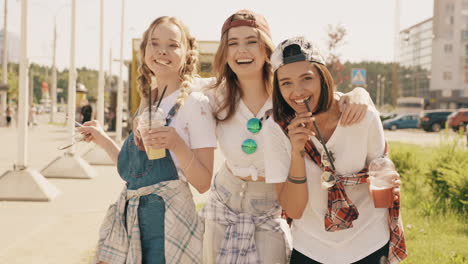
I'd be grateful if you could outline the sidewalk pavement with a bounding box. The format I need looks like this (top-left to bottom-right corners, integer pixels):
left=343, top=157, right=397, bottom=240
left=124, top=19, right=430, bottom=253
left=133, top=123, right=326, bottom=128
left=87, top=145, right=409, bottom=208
left=0, top=114, right=218, bottom=264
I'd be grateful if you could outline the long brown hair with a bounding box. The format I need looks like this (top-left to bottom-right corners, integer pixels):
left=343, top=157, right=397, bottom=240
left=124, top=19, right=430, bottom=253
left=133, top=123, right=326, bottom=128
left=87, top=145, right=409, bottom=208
left=137, top=16, right=199, bottom=108
left=272, top=63, right=335, bottom=123
left=211, top=26, right=274, bottom=122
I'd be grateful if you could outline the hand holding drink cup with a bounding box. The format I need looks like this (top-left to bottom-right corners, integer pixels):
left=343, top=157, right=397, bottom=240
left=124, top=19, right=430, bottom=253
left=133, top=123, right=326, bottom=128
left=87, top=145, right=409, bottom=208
left=138, top=106, right=167, bottom=160
left=368, top=157, right=400, bottom=208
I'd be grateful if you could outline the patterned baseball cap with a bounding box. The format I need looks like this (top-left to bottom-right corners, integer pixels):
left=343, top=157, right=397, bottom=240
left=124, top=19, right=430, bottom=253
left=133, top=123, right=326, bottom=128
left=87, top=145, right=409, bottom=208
left=221, top=10, right=271, bottom=39
left=271, top=36, right=325, bottom=72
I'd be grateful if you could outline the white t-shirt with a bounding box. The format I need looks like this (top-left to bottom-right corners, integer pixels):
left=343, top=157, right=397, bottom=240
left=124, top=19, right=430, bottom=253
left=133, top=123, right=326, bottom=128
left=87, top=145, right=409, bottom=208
left=263, top=109, right=390, bottom=263
left=157, top=84, right=217, bottom=181
left=201, top=81, right=272, bottom=179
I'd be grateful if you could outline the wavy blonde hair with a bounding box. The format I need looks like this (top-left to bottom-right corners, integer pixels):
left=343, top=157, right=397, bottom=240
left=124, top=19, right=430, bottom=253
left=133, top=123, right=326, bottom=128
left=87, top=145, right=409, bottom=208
left=211, top=25, right=274, bottom=122
left=137, top=16, right=198, bottom=108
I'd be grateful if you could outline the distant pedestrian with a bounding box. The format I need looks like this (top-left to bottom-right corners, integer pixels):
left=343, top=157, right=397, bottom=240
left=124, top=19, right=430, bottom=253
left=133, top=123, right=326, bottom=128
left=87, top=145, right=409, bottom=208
left=28, top=105, right=37, bottom=126
left=6, top=106, right=11, bottom=126
left=80, top=99, right=93, bottom=124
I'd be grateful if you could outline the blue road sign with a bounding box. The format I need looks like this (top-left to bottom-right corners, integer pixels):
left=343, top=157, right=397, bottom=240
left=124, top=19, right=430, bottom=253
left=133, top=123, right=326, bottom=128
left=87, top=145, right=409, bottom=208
left=351, top=68, right=366, bottom=85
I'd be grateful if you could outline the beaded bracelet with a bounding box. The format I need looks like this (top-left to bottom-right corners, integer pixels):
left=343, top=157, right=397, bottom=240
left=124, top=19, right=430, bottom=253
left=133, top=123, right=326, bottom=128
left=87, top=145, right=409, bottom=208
left=287, top=176, right=307, bottom=184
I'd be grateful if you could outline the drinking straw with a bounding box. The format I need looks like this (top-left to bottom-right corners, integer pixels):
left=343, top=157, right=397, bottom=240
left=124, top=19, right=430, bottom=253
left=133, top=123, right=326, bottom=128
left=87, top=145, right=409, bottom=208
left=149, top=85, right=167, bottom=128
left=304, top=98, right=336, bottom=170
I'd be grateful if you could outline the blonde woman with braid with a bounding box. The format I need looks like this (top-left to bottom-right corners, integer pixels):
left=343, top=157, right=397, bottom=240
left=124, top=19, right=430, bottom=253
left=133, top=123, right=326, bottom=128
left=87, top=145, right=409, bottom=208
left=200, top=10, right=375, bottom=264
left=78, top=16, right=216, bottom=264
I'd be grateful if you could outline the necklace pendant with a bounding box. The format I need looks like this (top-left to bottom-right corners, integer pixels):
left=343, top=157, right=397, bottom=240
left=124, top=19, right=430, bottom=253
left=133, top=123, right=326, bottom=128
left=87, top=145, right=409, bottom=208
left=321, top=171, right=336, bottom=189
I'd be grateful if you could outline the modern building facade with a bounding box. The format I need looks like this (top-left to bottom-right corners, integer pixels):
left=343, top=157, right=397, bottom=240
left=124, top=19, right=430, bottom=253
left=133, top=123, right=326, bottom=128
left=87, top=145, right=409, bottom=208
left=399, top=0, right=468, bottom=109
left=430, top=0, right=468, bottom=108
left=399, top=18, right=432, bottom=100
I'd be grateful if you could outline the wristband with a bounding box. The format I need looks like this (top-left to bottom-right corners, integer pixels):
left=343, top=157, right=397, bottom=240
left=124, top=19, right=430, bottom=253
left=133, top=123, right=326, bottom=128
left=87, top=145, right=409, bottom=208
left=287, top=176, right=307, bottom=184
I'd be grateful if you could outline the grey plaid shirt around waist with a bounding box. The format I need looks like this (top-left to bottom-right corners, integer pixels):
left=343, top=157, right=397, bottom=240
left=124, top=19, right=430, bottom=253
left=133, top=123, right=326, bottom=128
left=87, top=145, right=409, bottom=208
left=93, top=180, right=204, bottom=264
left=200, top=194, right=291, bottom=264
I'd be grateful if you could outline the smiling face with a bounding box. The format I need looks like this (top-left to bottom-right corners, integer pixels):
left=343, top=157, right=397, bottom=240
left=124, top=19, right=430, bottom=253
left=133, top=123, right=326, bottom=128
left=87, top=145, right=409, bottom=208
left=276, top=61, right=323, bottom=113
left=144, top=22, right=186, bottom=78
left=226, top=26, right=267, bottom=78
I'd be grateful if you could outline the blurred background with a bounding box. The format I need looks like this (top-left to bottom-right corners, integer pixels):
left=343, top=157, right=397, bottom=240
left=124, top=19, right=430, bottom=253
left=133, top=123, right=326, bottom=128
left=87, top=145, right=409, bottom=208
left=0, top=1, right=466, bottom=263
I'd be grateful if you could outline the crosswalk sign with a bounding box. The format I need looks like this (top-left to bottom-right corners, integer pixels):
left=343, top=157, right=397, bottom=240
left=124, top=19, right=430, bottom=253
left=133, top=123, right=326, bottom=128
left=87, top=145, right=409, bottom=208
left=351, top=68, right=366, bottom=85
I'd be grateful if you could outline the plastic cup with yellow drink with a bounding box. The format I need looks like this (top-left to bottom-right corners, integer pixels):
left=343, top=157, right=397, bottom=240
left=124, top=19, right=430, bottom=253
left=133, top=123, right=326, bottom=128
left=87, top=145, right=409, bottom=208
left=137, top=106, right=166, bottom=160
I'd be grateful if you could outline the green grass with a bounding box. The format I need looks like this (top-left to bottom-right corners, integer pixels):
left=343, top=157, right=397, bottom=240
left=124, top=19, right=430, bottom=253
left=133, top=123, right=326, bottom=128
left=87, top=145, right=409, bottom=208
left=390, top=141, right=468, bottom=263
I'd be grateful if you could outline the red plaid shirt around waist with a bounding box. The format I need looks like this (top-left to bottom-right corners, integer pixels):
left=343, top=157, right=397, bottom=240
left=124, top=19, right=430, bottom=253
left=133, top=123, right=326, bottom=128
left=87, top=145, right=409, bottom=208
left=277, top=118, right=407, bottom=264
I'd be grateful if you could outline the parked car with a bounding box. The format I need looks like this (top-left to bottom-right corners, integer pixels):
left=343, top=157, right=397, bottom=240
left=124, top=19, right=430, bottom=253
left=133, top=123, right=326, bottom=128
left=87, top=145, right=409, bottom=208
left=383, top=114, right=419, bottom=130
left=418, top=110, right=453, bottom=132
left=447, top=109, right=468, bottom=131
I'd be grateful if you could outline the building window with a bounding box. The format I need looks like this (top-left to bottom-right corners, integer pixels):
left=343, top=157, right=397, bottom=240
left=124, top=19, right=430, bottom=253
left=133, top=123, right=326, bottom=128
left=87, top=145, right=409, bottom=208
left=448, top=30, right=454, bottom=39
left=443, top=72, right=453, bottom=81
left=444, top=44, right=453, bottom=53
left=462, top=31, right=468, bottom=41
left=446, top=3, right=455, bottom=12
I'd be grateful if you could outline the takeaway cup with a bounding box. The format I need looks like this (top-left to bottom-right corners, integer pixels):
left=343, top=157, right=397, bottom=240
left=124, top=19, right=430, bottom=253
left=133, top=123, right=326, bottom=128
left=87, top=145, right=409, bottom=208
left=137, top=106, right=166, bottom=160
left=368, top=157, right=397, bottom=208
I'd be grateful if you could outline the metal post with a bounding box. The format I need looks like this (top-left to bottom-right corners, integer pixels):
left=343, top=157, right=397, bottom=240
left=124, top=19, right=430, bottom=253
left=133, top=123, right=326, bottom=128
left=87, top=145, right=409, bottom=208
left=50, top=23, right=57, bottom=123
left=67, top=0, right=76, bottom=155
left=17, top=0, right=28, bottom=168
left=392, top=0, right=401, bottom=106
left=376, top=74, right=381, bottom=107
left=381, top=76, right=386, bottom=106
left=97, top=0, right=104, bottom=124
left=0, top=0, right=7, bottom=127
left=115, top=0, right=125, bottom=142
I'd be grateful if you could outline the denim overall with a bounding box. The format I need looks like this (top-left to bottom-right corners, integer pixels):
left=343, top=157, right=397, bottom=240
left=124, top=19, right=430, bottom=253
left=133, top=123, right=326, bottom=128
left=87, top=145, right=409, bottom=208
left=117, top=132, right=179, bottom=264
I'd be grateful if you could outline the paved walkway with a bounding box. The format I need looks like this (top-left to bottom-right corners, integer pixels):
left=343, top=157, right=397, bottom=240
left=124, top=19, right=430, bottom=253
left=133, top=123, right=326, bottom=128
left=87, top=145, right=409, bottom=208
left=0, top=114, right=217, bottom=264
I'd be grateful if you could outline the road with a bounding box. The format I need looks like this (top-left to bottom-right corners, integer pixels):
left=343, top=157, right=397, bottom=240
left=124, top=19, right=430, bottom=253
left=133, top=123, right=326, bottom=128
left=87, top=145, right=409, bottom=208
left=383, top=128, right=467, bottom=147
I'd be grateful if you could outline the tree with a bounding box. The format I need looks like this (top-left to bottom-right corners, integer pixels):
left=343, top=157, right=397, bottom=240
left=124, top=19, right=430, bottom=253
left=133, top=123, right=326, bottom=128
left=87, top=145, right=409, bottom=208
left=325, top=24, right=348, bottom=89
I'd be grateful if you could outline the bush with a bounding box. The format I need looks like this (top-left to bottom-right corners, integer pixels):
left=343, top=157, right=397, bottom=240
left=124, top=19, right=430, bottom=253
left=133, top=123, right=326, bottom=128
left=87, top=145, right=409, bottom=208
left=390, top=136, right=467, bottom=215
left=429, top=138, right=468, bottom=214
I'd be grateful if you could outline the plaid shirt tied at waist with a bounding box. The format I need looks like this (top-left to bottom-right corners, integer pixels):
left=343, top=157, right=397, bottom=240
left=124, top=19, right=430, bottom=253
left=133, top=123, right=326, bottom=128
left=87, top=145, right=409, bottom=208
left=277, top=119, right=407, bottom=264
left=93, top=180, right=203, bottom=264
left=200, top=192, right=291, bottom=264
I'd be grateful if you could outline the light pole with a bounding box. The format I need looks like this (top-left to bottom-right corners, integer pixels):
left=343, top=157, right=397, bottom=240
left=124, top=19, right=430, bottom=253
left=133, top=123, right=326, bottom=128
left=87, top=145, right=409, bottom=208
left=0, top=0, right=8, bottom=127
left=116, top=0, right=125, bottom=142
left=50, top=4, right=69, bottom=123
left=376, top=74, right=381, bottom=107
left=380, top=76, right=386, bottom=106
left=97, top=0, right=104, bottom=125
left=81, top=0, right=113, bottom=165
left=0, top=0, right=59, bottom=201
left=41, top=0, right=97, bottom=179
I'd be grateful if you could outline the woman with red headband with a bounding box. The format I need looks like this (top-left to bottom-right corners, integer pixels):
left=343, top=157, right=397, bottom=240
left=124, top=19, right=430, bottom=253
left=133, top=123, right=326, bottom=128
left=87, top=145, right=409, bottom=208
left=199, top=10, right=375, bottom=263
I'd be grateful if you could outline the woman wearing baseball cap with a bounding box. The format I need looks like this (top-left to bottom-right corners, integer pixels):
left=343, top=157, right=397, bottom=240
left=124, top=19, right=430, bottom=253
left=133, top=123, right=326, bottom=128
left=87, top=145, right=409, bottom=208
left=199, top=11, right=376, bottom=263
left=263, top=36, right=407, bottom=263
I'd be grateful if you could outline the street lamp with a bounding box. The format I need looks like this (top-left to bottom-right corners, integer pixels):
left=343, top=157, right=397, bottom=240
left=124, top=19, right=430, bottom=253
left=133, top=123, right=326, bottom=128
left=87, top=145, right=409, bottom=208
left=50, top=4, right=70, bottom=123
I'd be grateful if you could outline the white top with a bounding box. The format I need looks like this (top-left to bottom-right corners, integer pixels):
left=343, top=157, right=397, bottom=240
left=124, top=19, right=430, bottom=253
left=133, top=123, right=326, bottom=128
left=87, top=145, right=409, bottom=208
left=157, top=82, right=217, bottom=181
left=263, top=109, right=390, bottom=263
left=199, top=80, right=272, bottom=180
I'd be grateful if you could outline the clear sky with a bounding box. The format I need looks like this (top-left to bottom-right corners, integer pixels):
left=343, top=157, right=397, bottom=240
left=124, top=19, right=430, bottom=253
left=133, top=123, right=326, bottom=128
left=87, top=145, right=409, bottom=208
left=6, top=0, right=433, bottom=73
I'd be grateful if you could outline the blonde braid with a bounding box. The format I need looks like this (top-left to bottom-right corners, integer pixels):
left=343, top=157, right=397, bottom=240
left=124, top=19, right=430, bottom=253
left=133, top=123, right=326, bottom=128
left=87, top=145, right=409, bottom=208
left=175, top=37, right=199, bottom=106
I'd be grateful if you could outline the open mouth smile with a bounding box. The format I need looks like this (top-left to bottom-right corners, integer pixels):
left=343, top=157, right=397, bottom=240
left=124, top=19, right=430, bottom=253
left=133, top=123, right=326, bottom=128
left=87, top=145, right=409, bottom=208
left=236, top=59, right=254, bottom=65
left=293, top=96, right=311, bottom=105
left=155, top=59, right=171, bottom=66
